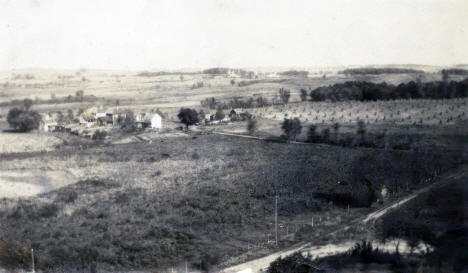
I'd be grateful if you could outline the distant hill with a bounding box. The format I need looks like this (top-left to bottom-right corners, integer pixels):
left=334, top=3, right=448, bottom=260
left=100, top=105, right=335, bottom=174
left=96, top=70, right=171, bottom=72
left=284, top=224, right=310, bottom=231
left=339, top=67, right=424, bottom=75
left=442, top=68, right=468, bottom=75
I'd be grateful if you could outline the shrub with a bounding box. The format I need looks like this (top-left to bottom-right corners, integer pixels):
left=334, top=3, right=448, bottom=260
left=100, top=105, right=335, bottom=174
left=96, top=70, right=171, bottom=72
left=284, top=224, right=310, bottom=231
left=55, top=190, right=78, bottom=204
left=7, top=108, right=41, bottom=132
left=0, top=237, right=33, bottom=270
left=247, top=118, right=257, bottom=135
left=267, top=252, right=322, bottom=273
left=92, top=130, right=107, bottom=140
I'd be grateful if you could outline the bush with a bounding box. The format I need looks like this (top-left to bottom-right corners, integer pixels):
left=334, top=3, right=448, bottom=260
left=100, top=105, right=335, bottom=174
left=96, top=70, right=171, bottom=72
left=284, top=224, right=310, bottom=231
left=0, top=237, right=33, bottom=270
left=7, top=108, right=41, bottom=132
left=92, top=130, right=107, bottom=140
left=247, top=118, right=257, bottom=135
left=267, top=252, right=323, bottom=273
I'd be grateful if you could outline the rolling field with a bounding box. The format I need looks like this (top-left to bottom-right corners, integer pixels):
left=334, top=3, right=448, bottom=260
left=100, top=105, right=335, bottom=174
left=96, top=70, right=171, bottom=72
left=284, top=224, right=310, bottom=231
left=1, top=68, right=459, bottom=117
left=0, top=129, right=463, bottom=271
left=0, top=68, right=467, bottom=272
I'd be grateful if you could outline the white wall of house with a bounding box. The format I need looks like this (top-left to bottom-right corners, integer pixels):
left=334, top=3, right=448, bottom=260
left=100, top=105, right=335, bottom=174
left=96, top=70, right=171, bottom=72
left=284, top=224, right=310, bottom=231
left=151, top=114, right=162, bottom=130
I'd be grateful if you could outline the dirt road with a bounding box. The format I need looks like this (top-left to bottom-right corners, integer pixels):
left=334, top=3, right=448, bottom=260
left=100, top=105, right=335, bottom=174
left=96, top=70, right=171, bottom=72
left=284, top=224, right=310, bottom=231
left=222, top=166, right=467, bottom=273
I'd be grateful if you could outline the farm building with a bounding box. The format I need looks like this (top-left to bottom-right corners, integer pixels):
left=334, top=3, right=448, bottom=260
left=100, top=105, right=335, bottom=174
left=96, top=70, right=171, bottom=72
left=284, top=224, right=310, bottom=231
left=40, top=121, right=58, bottom=132
left=96, top=113, right=114, bottom=126
left=229, top=109, right=237, bottom=120
left=228, top=109, right=252, bottom=121
left=79, top=107, right=98, bottom=127
left=151, top=113, right=162, bottom=131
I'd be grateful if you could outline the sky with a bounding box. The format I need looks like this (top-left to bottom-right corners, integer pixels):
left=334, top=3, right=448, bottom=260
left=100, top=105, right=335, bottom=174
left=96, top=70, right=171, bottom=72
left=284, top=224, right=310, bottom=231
left=1, top=0, right=467, bottom=70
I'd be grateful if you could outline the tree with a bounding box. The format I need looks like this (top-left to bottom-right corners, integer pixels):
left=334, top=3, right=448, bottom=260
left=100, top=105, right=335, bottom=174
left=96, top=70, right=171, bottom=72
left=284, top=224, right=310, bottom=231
left=247, top=117, right=257, bottom=135
left=198, top=109, right=206, bottom=120
left=121, top=110, right=136, bottom=132
left=23, top=98, right=33, bottom=110
left=75, top=90, right=84, bottom=102
left=281, top=118, right=302, bottom=141
left=355, top=120, right=366, bottom=145
left=307, top=125, right=317, bottom=142
left=332, top=122, right=340, bottom=143
left=67, top=109, right=74, bottom=123
left=57, top=111, right=65, bottom=124
left=177, top=108, right=199, bottom=129
left=92, top=130, right=107, bottom=140
left=7, top=108, right=41, bottom=132
left=278, top=88, right=291, bottom=104
left=256, top=96, right=269, bottom=107
left=215, top=106, right=225, bottom=120
left=321, top=128, right=331, bottom=143
left=299, top=89, right=308, bottom=102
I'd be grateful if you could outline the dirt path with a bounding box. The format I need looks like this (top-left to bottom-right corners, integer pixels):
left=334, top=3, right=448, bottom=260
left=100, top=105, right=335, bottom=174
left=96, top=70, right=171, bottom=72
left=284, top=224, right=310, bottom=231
left=221, top=166, right=468, bottom=273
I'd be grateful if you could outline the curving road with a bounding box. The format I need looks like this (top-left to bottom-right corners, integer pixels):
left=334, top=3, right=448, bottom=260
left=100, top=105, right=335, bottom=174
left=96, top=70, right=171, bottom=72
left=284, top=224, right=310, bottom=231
left=221, top=166, right=467, bottom=273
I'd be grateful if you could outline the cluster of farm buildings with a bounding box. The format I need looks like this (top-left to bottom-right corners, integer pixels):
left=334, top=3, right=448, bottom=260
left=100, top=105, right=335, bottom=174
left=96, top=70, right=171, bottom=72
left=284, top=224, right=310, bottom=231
left=40, top=106, right=163, bottom=136
left=39, top=106, right=252, bottom=137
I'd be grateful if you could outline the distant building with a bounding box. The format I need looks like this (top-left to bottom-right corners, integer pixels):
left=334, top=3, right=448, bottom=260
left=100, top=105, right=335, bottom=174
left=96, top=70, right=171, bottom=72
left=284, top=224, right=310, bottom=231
left=96, top=113, right=113, bottom=126
left=40, top=121, right=58, bottom=132
left=151, top=113, right=162, bottom=131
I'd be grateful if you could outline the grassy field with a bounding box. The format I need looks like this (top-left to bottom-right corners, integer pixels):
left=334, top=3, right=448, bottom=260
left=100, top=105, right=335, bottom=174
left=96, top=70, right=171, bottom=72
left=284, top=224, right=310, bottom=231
left=0, top=68, right=467, bottom=272
left=0, top=130, right=463, bottom=272
left=2, top=67, right=463, bottom=117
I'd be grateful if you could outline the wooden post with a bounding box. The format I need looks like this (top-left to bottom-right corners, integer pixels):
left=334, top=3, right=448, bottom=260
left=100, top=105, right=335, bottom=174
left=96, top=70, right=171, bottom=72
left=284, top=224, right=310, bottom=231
left=275, top=195, right=278, bottom=247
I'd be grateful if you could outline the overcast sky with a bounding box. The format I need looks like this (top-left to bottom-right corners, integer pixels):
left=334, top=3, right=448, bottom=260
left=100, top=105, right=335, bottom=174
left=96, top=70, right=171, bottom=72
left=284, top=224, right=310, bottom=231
left=1, top=0, right=467, bottom=70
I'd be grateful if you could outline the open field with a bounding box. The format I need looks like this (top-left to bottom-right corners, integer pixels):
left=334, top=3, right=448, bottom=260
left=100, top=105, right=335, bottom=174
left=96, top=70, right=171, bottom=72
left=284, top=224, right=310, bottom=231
left=0, top=132, right=63, bottom=154
left=2, top=68, right=465, bottom=117
left=0, top=68, right=467, bottom=272
left=0, top=128, right=464, bottom=271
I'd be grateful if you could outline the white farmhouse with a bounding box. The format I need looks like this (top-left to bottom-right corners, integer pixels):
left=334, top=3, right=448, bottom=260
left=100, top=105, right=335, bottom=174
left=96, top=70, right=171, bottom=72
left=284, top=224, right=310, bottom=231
left=150, top=113, right=162, bottom=131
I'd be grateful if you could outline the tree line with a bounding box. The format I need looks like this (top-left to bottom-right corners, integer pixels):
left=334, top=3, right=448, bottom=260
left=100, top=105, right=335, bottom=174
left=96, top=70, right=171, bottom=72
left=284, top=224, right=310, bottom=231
left=305, top=78, right=468, bottom=102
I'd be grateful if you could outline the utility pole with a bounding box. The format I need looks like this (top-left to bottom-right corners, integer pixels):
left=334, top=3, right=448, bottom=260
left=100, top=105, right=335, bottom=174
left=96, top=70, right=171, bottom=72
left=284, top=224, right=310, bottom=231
left=185, top=261, right=188, bottom=273
left=31, top=248, right=35, bottom=273
left=275, top=195, right=278, bottom=247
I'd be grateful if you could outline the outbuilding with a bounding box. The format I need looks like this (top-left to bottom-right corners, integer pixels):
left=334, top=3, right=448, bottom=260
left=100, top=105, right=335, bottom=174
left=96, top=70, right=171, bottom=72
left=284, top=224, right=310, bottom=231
left=150, top=113, right=162, bottom=131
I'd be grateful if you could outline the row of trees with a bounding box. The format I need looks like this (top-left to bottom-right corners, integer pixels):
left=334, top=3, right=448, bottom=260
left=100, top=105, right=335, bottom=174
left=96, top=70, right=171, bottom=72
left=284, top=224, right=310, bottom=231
left=305, top=78, right=468, bottom=102
left=280, top=118, right=370, bottom=147
left=200, top=88, right=292, bottom=110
